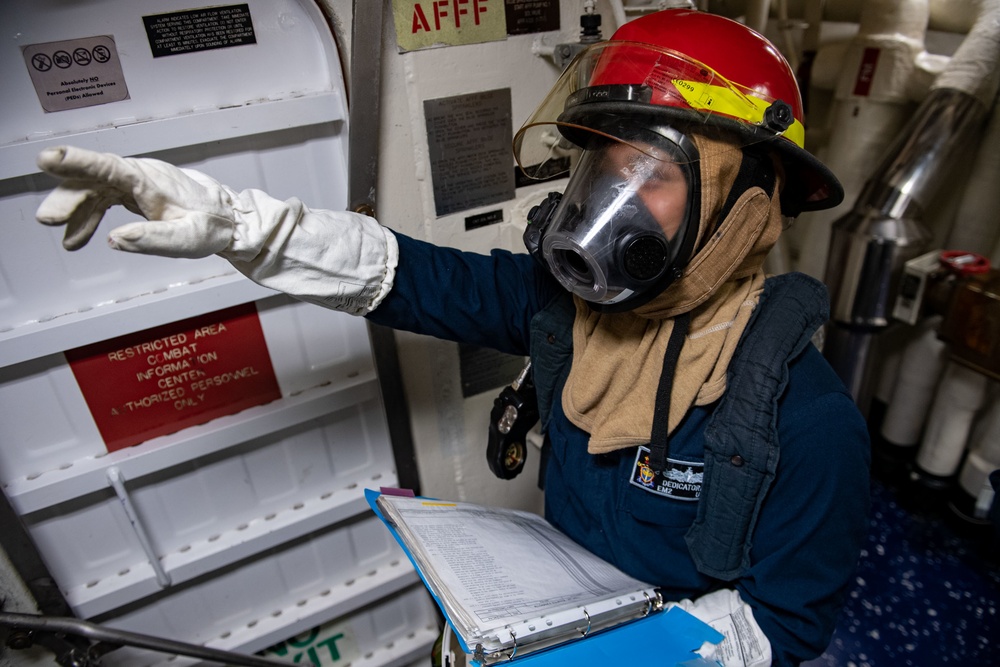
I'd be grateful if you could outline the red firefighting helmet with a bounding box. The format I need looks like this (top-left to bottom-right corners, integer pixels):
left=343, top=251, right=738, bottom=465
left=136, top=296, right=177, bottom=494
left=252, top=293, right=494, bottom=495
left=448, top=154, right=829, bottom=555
left=513, top=9, right=843, bottom=215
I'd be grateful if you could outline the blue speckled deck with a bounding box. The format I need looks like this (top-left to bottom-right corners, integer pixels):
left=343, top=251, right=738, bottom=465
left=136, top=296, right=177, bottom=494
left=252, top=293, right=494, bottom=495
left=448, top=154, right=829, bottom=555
left=803, top=480, right=1000, bottom=666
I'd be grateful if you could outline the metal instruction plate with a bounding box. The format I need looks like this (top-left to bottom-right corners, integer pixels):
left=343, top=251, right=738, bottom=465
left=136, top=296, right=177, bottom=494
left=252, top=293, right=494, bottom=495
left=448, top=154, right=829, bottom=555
left=424, top=88, right=515, bottom=217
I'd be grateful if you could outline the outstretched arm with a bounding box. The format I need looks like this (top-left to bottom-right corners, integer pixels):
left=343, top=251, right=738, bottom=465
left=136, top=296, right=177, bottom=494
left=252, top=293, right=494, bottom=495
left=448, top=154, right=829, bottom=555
left=36, top=146, right=397, bottom=315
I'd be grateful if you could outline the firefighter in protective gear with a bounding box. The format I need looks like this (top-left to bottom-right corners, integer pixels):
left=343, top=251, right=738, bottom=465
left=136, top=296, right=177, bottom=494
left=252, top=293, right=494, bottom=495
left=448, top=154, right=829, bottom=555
left=515, top=7, right=841, bottom=312
left=35, top=9, right=868, bottom=666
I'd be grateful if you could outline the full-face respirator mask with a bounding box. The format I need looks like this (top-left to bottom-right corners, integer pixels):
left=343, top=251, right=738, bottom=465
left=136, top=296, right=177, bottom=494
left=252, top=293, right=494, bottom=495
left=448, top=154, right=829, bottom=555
left=524, top=129, right=701, bottom=312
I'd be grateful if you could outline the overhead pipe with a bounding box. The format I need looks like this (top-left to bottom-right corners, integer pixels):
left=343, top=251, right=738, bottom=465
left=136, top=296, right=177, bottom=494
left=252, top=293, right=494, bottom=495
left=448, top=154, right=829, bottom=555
left=928, top=0, right=987, bottom=33
left=796, top=0, right=932, bottom=281
left=606, top=0, right=627, bottom=30
left=705, top=0, right=981, bottom=32
left=793, top=0, right=826, bottom=114
left=944, top=87, right=1000, bottom=254
left=744, top=0, right=772, bottom=34
left=821, top=0, right=1000, bottom=412
left=603, top=0, right=698, bottom=30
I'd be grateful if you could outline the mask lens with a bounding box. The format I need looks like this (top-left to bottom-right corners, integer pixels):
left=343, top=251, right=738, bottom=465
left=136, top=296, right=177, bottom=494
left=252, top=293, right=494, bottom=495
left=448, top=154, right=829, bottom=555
left=539, top=134, right=696, bottom=306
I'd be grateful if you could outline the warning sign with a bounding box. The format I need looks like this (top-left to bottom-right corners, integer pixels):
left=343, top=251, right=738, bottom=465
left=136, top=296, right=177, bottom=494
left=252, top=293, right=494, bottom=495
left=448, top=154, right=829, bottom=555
left=65, top=303, right=281, bottom=452
left=393, top=0, right=506, bottom=52
left=143, top=4, right=257, bottom=58
left=22, top=36, right=130, bottom=112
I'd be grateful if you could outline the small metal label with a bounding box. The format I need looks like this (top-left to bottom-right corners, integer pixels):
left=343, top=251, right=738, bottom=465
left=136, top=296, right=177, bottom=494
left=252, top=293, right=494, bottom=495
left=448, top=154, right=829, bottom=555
left=143, top=4, right=256, bottom=58
left=23, top=36, right=130, bottom=113
left=504, top=0, right=560, bottom=35
left=465, top=208, right=504, bottom=231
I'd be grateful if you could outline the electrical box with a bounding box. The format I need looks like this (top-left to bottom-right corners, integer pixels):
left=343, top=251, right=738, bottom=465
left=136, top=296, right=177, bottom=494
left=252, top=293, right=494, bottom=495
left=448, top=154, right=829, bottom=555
left=0, top=1, right=436, bottom=664
left=892, top=250, right=943, bottom=325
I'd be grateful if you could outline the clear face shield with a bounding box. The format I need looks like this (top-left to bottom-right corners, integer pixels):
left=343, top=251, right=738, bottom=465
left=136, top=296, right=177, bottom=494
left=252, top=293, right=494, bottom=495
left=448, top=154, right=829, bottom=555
left=526, top=131, right=699, bottom=307
left=513, top=40, right=804, bottom=183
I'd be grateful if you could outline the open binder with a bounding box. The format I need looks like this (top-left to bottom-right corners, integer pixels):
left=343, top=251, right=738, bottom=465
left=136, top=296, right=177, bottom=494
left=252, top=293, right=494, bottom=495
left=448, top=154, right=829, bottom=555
left=366, top=489, right=722, bottom=666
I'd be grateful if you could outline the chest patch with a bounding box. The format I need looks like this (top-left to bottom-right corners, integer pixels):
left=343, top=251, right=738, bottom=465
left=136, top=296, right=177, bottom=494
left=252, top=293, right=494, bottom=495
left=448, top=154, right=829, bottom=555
left=629, top=446, right=704, bottom=501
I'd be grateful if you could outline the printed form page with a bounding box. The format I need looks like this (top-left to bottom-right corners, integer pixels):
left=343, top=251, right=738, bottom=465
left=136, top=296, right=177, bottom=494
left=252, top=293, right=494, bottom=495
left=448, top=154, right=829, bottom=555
left=379, top=496, right=652, bottom=636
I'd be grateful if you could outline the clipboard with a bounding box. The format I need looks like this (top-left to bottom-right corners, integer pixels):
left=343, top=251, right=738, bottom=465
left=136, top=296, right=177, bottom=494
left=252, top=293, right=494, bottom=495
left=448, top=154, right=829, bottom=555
left=365, top=488, right=723, bottom=666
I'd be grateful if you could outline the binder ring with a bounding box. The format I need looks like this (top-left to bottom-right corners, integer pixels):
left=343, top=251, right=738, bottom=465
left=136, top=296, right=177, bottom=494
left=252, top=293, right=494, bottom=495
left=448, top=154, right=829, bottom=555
left=642, top=592, right=653, bottom=617
left=506, top=628, right=517, bottom=661
left=578, top=608, right=592, bottom=637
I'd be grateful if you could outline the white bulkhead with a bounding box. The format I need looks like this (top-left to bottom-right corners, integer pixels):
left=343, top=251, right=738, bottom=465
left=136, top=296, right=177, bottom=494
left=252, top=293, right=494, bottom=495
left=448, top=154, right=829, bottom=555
left=2, top=1, right=998, bottom=666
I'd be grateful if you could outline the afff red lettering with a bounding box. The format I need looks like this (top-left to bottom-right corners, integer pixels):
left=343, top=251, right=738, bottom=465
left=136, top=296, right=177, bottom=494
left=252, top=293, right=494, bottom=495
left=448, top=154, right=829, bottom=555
left=433, top=0, right=448, bottom=30
left=412, top=4, right=430, bottom=32
left=410, top=0, right=489, bottom=33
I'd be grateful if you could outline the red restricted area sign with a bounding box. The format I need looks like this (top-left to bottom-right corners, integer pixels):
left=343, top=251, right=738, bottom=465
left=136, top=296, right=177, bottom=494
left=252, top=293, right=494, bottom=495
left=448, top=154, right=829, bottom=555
left=65, top=303, right=281, bottom=452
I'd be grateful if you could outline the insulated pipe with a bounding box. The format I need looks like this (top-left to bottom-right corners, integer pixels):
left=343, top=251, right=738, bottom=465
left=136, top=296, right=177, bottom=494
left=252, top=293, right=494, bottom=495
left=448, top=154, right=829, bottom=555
left=821, top=0, right=1000, bottom=410
left=605, top=0, right=697, bottom=30
left=931, top=1, right=1000, bottom=107
left=944, top=94, right=1000, bottom=255
left=707, top=0, right=981, bottom=31
left=800, top=0, right=825, bottom=56
left=880, top=316, right=949, bottom=447
left=866, top=323, right=912, bottom=435
left=866, top=324, right=911, bottom=476
left=745, top=0, right=772, bottom=34
left=797, top=0, right=930, bottom=281
left=928, top=0, right=990, bottom=35
left=957, top=392, right=1000, bottom=517
left=915, top=360, right=990, bottom=478
left=871, top=327, right=910, bottom=408
left=606, top=0, right=627, bottom=30
left=794, top=0, right=826, bottom=98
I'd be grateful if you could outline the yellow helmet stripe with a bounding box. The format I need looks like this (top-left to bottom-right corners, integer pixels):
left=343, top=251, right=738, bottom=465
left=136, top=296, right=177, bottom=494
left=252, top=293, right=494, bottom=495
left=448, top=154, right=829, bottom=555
left=672, top=79, right=805, bottom=149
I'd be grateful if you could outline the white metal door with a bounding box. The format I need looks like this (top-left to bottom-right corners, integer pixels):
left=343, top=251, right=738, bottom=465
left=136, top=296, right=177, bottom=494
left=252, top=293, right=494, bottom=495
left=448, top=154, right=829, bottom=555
left=0, top=1, right=437, bottom=665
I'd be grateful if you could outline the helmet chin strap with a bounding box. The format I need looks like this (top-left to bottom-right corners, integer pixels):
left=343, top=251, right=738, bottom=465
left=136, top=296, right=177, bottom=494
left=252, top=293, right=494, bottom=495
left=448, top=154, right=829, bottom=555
left=647, top=310, right=691, bottom=474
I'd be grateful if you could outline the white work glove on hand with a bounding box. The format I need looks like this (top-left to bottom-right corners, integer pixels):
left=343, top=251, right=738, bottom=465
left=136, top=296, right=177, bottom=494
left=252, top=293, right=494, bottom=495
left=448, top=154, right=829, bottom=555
left=35, top=146, right=398, bottom=316
left=670, top=589, right=772, bottom=667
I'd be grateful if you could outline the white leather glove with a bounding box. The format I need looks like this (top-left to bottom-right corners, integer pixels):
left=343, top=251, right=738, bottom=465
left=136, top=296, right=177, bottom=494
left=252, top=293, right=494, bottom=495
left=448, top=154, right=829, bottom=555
left=35, top=146, right=398, bottom=316
left=669, top=589, right=772, bottom=667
